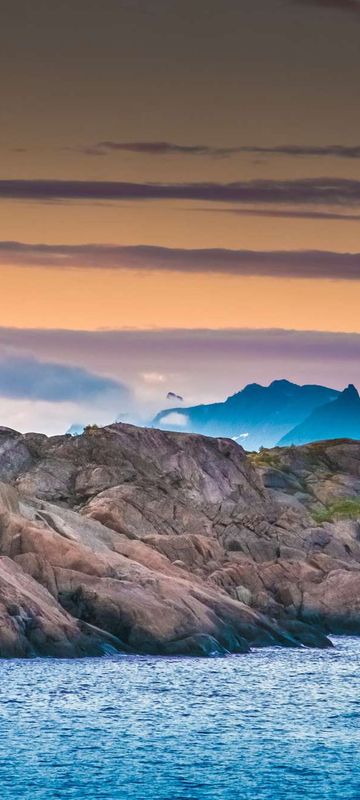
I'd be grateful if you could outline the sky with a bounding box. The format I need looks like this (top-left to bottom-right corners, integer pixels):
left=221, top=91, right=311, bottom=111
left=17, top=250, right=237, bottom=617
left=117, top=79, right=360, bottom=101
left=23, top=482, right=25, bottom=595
left=1, top=0, right=360, bottom=433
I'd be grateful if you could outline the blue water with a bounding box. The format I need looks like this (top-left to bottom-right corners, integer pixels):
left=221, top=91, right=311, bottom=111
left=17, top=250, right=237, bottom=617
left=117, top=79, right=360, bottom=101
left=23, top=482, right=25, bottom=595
left=0, top=637, right=359, bottom=800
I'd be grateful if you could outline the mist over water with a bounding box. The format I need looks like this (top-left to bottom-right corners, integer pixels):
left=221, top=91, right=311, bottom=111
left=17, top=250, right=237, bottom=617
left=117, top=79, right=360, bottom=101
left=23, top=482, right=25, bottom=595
left=0, top=637, right=359, bottom=799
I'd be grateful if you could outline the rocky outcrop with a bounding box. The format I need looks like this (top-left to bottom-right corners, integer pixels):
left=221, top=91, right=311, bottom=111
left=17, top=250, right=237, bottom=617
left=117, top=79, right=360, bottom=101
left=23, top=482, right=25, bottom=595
left=1, top=423, right=360, bottom=657
left=0, top=552, right=114, bottom=659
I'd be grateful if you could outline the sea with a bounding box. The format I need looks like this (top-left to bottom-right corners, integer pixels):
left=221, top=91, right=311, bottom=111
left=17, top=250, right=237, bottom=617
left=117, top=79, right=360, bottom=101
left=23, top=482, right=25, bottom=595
left=0, top=636, right=359, bottom=800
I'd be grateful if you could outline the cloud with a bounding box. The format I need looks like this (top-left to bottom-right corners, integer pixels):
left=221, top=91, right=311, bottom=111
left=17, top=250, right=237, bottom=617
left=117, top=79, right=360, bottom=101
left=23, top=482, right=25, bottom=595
left=243, top=144, right=360, bottom=159
left=77, top=140, right=360, bottom=161
left=0, top=353, right=129, bottom=402
left=2, top=177, right=360, bottom=206
left=1, top=327, right=360, bottom=434
left=78, top=141, right=221, bottom=157
left=291, top=0, right=360, bottom=16
left=141, top=372, right=166, bottom=384
left=196, top=207, right=360, bottom=221
left=2, top=240, right=360, bottom=280
left=3, top=327, right=360, bottom=366
left=160, top=412, right=189, bottom=427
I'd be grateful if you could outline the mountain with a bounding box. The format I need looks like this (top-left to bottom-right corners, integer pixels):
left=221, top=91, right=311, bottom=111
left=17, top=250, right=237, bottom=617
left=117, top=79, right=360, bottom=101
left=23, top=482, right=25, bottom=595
left=279, top=384, right=360, bottom=446
left=4, top=422, right=360, bottom=657
left=152, top=380, right=340, bottom=450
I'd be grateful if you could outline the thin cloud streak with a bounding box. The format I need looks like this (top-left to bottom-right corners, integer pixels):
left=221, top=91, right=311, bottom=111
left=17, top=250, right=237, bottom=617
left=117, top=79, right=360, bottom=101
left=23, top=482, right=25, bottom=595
left=195, top=207, right=360, bottom=221
left=2, top=177, right=360, bottom=206
left=82, top=141, right=219, bottom=157
left=291, top=0, right=360, bottom=16
left=1, top=241, right=360, bottom=280
left=78, top=140, right=360, bottom=160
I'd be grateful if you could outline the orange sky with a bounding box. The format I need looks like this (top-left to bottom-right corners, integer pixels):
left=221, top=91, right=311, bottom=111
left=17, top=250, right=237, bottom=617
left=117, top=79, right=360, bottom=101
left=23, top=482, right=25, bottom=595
left=1, top=0, right=360, bottom=338
left=0, top=265, right=358, bottom=333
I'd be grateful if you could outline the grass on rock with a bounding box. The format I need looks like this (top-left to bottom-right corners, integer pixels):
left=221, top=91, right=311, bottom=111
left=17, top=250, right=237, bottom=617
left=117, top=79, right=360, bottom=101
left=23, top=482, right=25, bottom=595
left=313, top=498, right=360, bottom=524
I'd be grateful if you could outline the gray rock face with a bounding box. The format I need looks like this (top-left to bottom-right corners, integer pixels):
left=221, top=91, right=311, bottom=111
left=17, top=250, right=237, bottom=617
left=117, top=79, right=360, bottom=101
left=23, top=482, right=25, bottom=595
left=0, top=427, right=34, bottom=482
left=1, top=423, right=360, bottom=657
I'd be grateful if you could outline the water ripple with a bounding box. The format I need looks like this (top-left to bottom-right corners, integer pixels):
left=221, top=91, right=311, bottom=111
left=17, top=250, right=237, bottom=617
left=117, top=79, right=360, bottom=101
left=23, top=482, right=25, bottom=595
left=0, top=637, right=359, bottom=799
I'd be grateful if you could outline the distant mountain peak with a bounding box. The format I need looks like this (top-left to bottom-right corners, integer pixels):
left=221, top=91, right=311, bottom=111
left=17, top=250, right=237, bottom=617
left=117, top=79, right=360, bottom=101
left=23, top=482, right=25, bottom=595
left=269, top=379, right=295, bottom=389
left=279, top=383, right=360, bottom=447
left=167, top=391, right=184, bottom=402
left=342, top=383, right=360, bottom=401
left=240, top=382, right=262, bottom=393
left=153, top=379, right=341, bottom=450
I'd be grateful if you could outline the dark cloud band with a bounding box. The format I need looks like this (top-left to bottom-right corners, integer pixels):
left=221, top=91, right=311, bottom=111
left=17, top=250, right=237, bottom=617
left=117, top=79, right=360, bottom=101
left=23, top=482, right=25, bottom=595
left=79, top=141, right=360, bottom=160
left=1, top=241, right=360, bottom=280
left=2, top=177, right=360, bottom=206
left=1, top=326, right=360, bottom=379
left=291, top=0, right=360, bottom=15
left=196, top=207, right=360, bottom=221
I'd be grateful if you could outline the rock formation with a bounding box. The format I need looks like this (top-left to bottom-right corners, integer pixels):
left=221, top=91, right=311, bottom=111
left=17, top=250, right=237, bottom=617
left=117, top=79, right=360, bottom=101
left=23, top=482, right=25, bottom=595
left=2, top=423, right=360, bottom=657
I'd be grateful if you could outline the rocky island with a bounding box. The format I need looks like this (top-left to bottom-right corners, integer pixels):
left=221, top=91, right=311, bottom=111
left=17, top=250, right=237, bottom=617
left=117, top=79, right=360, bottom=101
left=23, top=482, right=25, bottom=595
left=1, top=422, right=360, bottom=658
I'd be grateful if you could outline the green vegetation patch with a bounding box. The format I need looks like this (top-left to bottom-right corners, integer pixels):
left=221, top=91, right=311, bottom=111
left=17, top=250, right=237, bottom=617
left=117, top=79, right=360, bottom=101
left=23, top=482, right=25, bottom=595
left=312, top=498, right=360, bottom=524
left=83, top=424, right=100, bottom=436
left=250, top=449, right=282, bottom=469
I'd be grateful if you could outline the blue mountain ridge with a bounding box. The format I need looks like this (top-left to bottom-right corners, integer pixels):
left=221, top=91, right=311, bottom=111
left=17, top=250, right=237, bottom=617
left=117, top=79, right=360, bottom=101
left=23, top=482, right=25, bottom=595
left=152, top=379, right=349, bottom=450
